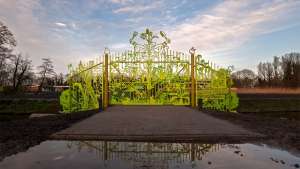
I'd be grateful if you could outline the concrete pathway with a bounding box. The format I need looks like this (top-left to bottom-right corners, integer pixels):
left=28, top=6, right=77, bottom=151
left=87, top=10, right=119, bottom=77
left=52, top=106, right=263, bottom=142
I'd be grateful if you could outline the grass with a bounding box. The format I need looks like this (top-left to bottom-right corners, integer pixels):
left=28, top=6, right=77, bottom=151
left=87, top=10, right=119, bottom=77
left=238, top=99, right=300, bottom=113
left=0, top=100, right=59, bottom=114
left=231, top=87, right=300, bottom=113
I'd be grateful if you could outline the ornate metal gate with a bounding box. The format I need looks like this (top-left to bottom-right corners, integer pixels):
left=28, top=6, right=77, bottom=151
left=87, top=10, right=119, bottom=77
left=109, top=30, right=190, bottom=105
left=60, top=29, right=238, bottom=112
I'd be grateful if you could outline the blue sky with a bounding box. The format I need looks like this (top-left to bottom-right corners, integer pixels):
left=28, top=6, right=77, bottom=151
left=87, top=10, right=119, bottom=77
left=0, top=0, right=300, bottom=73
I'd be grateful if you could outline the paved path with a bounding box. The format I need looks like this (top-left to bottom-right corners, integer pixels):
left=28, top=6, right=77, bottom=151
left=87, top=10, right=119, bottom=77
left=52, top=106, right=263, bottom=142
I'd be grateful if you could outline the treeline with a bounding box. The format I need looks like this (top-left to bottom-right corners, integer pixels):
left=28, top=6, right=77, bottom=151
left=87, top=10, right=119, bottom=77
left=232, top=53, right=300, bottom=88
left=0, top=21, right=64, bottom=93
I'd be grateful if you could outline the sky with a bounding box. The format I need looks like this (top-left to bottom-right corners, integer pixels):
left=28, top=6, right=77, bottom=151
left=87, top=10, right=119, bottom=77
left=0, top=0, right=300, bottom=73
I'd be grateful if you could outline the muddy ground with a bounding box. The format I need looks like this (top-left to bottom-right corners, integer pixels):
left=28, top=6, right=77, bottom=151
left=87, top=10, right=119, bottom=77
left=203, top=110, right=300, bottom=152
left=0, top=111, right=96, bottom=161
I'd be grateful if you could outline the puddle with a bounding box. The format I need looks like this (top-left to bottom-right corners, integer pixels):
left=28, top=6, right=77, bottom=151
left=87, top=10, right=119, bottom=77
left=0, top=141, right=299, bottom=169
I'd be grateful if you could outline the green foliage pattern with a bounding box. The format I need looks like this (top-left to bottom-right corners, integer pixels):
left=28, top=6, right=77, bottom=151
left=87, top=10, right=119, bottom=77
left=60, top=62, right=101, bottom=112
left=60, top=29, right=239, bottom=112
left=196, top=66, right=239, bottom=112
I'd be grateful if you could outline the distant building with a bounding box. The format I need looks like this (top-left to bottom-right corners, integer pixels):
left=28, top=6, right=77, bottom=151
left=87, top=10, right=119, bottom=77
left=23, top=84, right=39, bottom=92
left=23, top=85, right=69, bottom=93
left=53, top=85, right=69, bottom=92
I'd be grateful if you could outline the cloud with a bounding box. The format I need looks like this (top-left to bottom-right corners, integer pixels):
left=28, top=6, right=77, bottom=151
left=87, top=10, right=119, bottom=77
left=70, top=22, right=77, bottom=29
left=1, top=0, right=299, bottom=73
left=125, top=17, right=145, bottom=23
left=0, top=0, right=49, bottom=66
left=0, top=0, right=84, bottom=73
left=110, top=43, right=130, bottom=50
left=113, top=1, right=162, bottom=14
left=110, top=0, right=132, bottom=4
left=168, top=0, right=300, bottom=56
left=55, top=22, right=67, bottom=27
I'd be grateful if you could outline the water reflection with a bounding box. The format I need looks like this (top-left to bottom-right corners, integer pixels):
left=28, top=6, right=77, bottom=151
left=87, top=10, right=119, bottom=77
left=67, top=141, right=219, bottom=166
left=1, top=141, right=299, bottom=169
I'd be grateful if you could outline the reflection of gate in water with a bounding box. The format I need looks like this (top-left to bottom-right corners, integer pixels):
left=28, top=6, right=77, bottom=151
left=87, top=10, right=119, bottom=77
left=67, top=141, right=220, bottom=168
left=61, top=29, right=238, bottom=112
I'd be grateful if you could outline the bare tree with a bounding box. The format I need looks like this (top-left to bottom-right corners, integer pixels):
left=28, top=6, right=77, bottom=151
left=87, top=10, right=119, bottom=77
left=10, top=54, right=33, bottom=91
left=256, top=53, right=300, bottom=87
left=281, top=53, right=300, bottom=87
left=266, top=62, right=274, bottom=86
left=37, top=58, right=55, bottom=92
left=272, top=56, right=282, bottom=86
left=296, top=54, right=300, bottom=87
left=54, top=73, right=65, bottom=85
left=257, top=62, right=267, bottom=86
left=257, top=62, right=275, bottom=87
left=0, top=21, right=16, bottom=47
left=0, top=21, right=16, bottom=87
left=231, top=69, right=257, bottom=88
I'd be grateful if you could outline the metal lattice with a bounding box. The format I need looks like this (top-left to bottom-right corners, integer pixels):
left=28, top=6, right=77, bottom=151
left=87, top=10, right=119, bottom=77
left=109, top=29, right=191, bottom=105
left=60, top=29, right=238, bottom=112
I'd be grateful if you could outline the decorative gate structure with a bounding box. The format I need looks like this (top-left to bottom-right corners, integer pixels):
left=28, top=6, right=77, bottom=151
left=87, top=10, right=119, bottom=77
left=109, top=30, right=191, bottom=105
left=60, top=29, right=238, bottom=112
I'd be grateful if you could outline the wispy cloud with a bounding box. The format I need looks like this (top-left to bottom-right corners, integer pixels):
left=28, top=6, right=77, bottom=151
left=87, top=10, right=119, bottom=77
left=113, top=1, right=162, bottom=14
left=168, top=0, right=300, bottom=55
left=125, top=17, right=145, bottom=23
left=55, top=22, right=67, bottom=27
left=1, top=0, right=299, bottom=73
left=110, top=43, right=130, bottom=50
left=0, top=0, right=91, bottom=72
left=110, top=0, right=132, bottom=4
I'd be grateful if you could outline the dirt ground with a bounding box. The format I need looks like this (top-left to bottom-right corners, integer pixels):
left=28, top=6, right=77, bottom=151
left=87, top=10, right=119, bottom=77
left=203, top=109, right=300, bottom=152
left=0, top=111, right=96, bottom=161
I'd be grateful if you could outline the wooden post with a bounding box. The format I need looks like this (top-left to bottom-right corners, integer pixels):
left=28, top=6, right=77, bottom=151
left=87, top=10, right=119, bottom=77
left=190, top=49, right=196, bottom=108
left=102, top=52, right=109, bottom=109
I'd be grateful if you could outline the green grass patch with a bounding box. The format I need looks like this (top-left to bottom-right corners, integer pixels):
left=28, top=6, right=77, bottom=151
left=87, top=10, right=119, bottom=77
left=238, top=99, right=300, bottom=113
left=0, top=100, right=59, bottom=114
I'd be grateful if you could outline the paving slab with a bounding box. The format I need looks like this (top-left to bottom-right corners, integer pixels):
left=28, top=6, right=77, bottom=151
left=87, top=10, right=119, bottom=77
left=51, top=106, right=264, bottom=142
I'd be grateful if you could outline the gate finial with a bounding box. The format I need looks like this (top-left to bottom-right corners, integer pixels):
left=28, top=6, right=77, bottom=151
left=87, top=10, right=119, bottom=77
left=189, top=47, right=196, bottom=55
left=104, top=47, right=110, bottom=55
left=129, top=29, right=171, bottom=52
